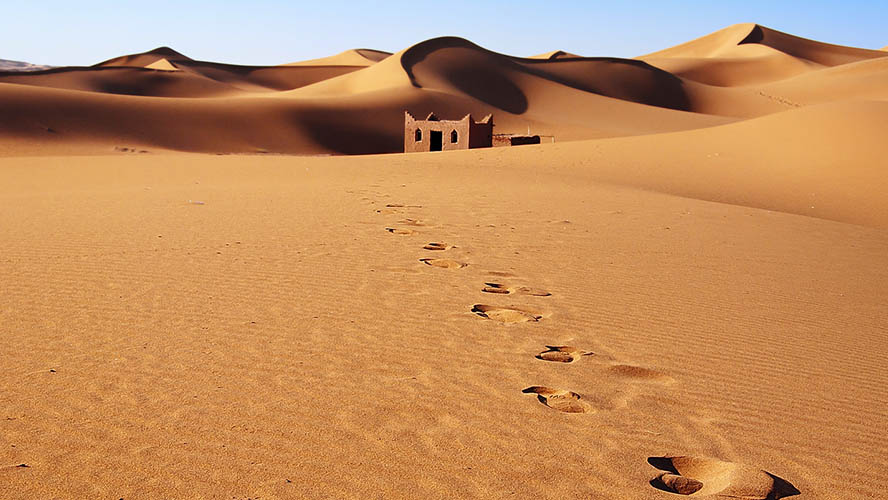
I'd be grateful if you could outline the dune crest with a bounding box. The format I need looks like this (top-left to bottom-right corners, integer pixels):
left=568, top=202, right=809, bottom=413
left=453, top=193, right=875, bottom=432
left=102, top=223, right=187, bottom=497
left=95, top=46, right=192, bottom=68
left=0, top=58, right=53, bottom=72
left=530, top=50, right=581, bottom=60
left=640, top=23, right=888, bottom=86
left=285, top=48, right=392, bottom=66
left=144, top=58, right=179, bottom=71
left=642, top=23, right=885, bottom=64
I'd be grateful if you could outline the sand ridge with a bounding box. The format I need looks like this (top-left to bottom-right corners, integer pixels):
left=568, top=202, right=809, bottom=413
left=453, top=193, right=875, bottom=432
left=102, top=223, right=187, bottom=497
left=284, top=48, right=392, bottom=66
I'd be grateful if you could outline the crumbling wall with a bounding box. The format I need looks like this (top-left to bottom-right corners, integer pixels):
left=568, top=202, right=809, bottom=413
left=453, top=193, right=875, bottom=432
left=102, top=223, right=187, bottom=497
left=493, top=134, right=540, bottom=147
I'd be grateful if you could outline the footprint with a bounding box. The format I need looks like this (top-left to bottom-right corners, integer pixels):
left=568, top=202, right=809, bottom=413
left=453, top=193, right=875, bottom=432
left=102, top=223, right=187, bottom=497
left=386, top=227, right=417, bottom=235
left=398, top=218, right=426, bottom=226
left=488, top=271, right=516, bottom=278
left=522, top=386, right=592, bottom=414
left=386, top=203, right=422, bottom=208
left=652, top=474, right=704, bottom=495
left=536, top=346, right=593, bottom=363
left=513, top=286, right=551, bottom=296
left=609, top=365, right=673, bottom=382
left=481, top=283, right=551, bottom=296
left=647, top=456, right=800, bottom=499
left=419, top=258, right=466, bottom=269
left=423, top=242, right=451, bottom=251
left=471, top=304, right=544, bottom=323
left=481, top=283, right=511, bottom=294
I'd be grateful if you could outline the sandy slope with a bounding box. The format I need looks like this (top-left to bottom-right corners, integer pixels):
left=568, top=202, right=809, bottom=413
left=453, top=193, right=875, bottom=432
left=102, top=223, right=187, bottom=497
left=0, top=151, right=885, bottom=499
left=0, top=47, right=365, bottom=97
left=284, top=48, right=392, bottom=66
left=1, top=23, right=887, bottom=499
left=530, top=50, right=582, bottom=59
left=95, top=46, right=193, bottom=68
left=640, top=23, right=887, bottom=86
left=0, top=59, right=52, bottom=72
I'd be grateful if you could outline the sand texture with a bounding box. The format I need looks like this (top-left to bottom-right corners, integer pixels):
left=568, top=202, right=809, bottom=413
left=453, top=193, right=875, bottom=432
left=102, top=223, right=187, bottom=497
left=1, top=23, right=887, bottom=499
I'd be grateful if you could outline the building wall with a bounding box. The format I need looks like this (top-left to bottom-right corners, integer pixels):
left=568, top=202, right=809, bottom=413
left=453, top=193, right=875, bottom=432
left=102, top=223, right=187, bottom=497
left=404, top=112, right=492, bottom=153
left=468, top=120, right=494, bottom=149
left=493, top=135, right=541, bottom=147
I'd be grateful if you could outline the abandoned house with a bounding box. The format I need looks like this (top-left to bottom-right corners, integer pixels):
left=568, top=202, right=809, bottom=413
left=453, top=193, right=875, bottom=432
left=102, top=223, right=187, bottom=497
left=404, top=112, right=493, bottom=153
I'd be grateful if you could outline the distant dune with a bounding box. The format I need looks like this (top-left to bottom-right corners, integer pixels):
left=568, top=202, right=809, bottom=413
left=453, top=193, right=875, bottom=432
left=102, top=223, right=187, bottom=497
left=0, top=58, right=53, bottom=72
left=284, top=48, right=392, bottom=66
left=94, top=46, right=192, bottom=68
left=529, top=50, right=582, bottom=60
left=639, top=23, right=887, bottom=86
left=0, top=46, right=365, bottom=97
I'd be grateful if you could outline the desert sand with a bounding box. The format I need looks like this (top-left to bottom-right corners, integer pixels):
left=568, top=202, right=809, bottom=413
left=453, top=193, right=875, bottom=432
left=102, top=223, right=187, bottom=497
left=1, top=23, right=886, bottom=499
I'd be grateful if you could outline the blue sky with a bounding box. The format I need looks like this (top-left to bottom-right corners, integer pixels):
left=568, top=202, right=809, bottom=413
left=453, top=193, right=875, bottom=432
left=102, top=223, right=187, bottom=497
left=5, top=1, right=887, bottom=66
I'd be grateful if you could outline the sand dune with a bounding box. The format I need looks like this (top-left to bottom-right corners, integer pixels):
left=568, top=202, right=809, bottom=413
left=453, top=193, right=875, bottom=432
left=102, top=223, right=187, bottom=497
left=0, top=47, right=366, bottom=97
left=0, top=67, right=244, bottom=97
left=286, top=37, right=731, bottom=139
left=530, top=50, right=582, bottom=60
left=640, top=23, right=887, bottom=86
left=757, top=56, right=888, bottom=107
left=0, top=58, right=53, bottom=72
left=285, top=48, right=392, bottom=66
left=479, top=99, right=888, bottom=228
left=642, top=23, right=884, bottom=64
left=144, top=58, right=180, bottom=71
left=94, top=46, right=192, bottom=68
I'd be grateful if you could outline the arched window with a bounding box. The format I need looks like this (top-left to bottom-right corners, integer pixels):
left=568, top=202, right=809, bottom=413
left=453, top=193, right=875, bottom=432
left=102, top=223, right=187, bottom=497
left=451, top=130, right=458, bottom=143
left=415, top=129, right=422, bottom=142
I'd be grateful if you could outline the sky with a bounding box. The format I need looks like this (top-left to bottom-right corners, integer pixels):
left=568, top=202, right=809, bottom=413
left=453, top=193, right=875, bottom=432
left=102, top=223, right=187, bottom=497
left=4, top=1, right=887, bottom=66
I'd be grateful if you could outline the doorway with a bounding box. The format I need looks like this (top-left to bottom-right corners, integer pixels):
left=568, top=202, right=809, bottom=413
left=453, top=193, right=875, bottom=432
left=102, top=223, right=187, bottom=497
left=430, top=130, right=443, bottom=151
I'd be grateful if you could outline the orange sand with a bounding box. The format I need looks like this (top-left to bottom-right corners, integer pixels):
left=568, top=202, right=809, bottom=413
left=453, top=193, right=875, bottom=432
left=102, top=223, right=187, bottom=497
left=1, top=23, right=886, bottom=499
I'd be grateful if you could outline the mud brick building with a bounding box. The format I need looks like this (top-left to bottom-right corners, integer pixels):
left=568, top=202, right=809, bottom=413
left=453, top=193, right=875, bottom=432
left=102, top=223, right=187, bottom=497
left=404, top=112, right=493, bottom=153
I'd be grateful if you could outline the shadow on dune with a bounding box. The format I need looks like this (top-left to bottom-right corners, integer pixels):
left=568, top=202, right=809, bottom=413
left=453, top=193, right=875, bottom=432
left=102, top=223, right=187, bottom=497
left=739, top=24, right=766, bottom=45
left=176, top=61, right=361, bottom=91
left=399, top=36, right=691, bottom=114
left=521, top=57, right=691, bottom=111
left=647, top=457, right=800, bottom=499
left=400, top=37, right=528, bottom=114
left=0, top=62, right=363, bottom=97
left=0, top=66, right=218, bottom=97
left=92, top=72, right=183, bottom=96
left=766, top=473, right=802, bottom=499
left=296, top=109, right=402, bottom=154
left=438, top=64, right=527, bottom=114
left=647, top=457, right=679, bottom=474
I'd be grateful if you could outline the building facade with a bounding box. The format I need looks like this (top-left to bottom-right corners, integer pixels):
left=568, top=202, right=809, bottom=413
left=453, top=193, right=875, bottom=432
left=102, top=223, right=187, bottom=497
left=404, top=112, right=493, bottom=153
